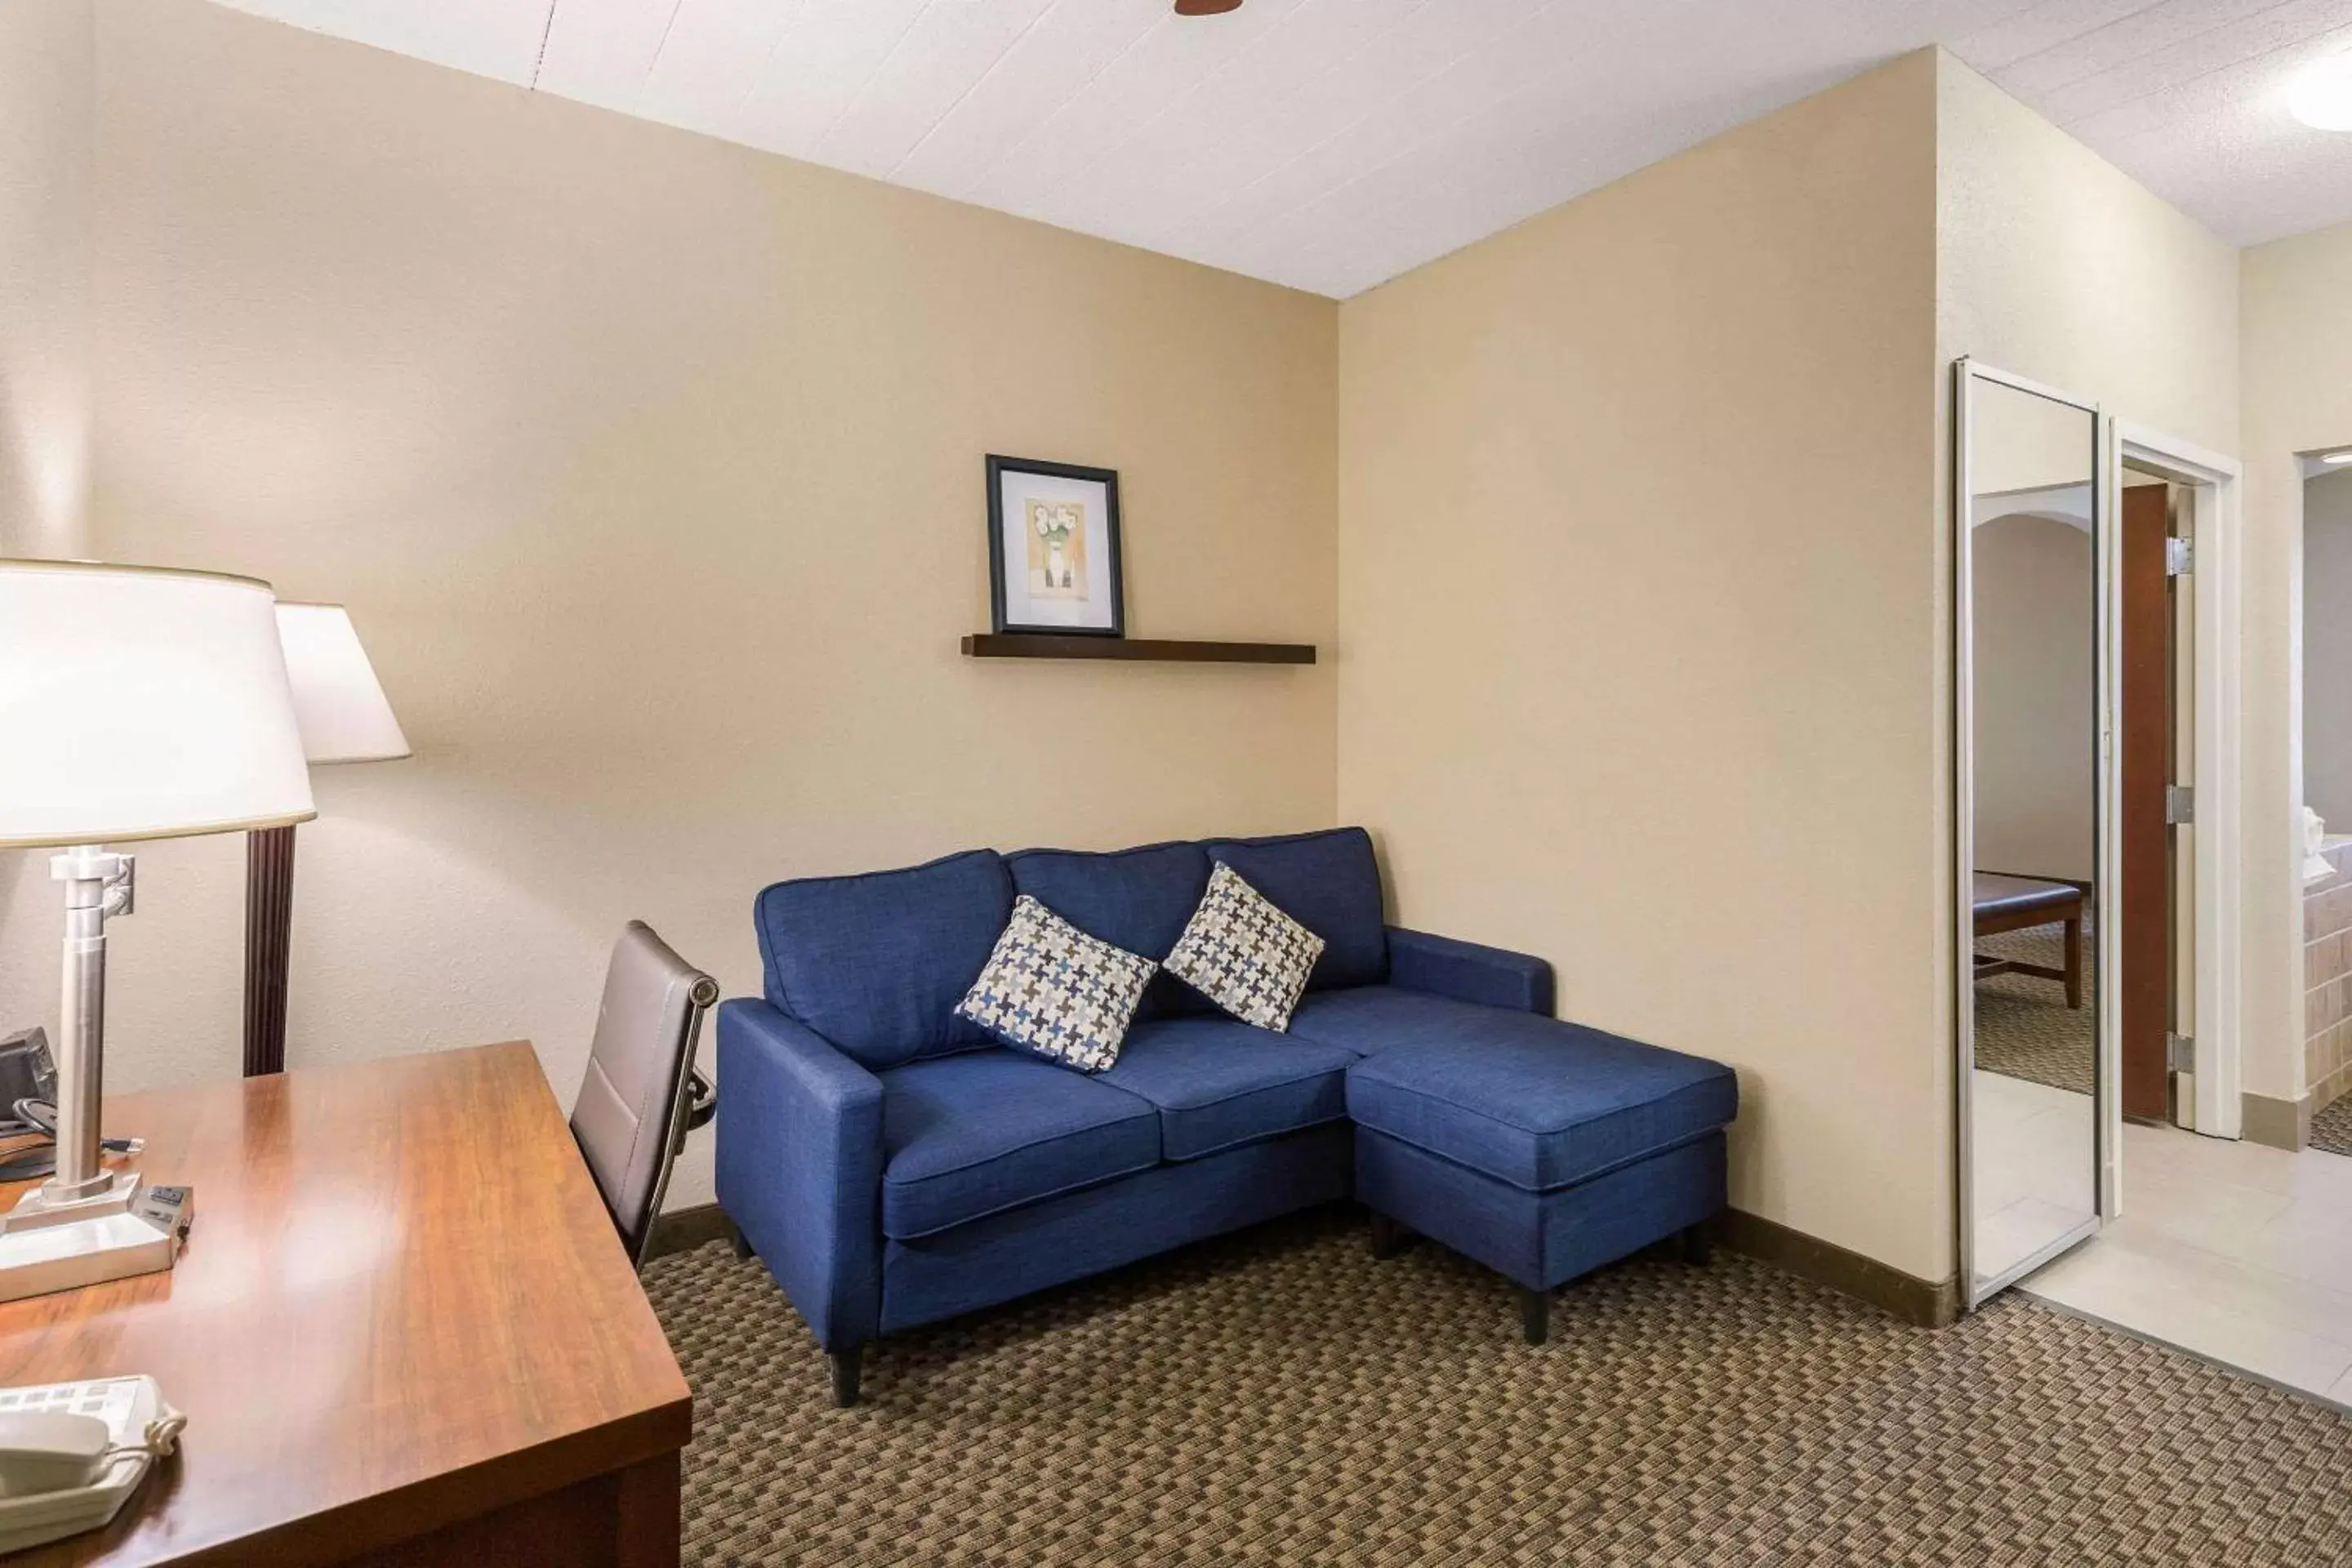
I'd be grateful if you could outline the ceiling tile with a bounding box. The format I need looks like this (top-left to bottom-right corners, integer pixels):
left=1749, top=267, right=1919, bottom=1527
left=212, top=0, right=556, bottom=85
left=1949, top=0, right=2174, bottom=74
left=637, top=0, right=810, bottom=140
left=1996, top=0, right=2290, bottom=95
left=202, top=0, right=2352, bottom=292
left=813, top=0, right=1063, bottom=176
left=733, top=0, right=937, bottom=157
left=2028, top=0, right=2352, bottom=124
left=532, top=0, right=673, bottom=108
left=888, top=1, right=1168, bottom=194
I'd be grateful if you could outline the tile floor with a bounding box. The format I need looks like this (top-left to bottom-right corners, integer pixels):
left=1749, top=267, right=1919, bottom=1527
left=2022, top=1117, right=2352, bottom=1410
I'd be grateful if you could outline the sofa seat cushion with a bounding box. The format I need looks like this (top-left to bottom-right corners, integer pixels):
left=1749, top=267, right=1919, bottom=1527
left=1283, top=985, right=1506, bottom=1057
left=879, top=1052, right=1159, bottom=1240
left=1343, top=1005, right=1737, bottom=1193
left=1098, top=1017, right=1357, bottom=1161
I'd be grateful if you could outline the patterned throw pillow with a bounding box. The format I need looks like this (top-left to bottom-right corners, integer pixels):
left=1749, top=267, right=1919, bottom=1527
left=1163, top=862, right=1327, bottom=1032
left=956, top=895, right=1158, bottom=1073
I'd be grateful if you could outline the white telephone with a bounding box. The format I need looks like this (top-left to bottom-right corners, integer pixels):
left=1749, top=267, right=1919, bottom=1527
left=0, top=1377, right=182, bottom=1553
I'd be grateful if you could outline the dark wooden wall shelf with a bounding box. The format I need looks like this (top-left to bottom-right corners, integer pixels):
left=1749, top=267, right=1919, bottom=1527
left=962, top=634, right=1316, bottom=665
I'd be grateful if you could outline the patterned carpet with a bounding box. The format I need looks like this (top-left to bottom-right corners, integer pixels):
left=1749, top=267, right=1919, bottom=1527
left=1975, top=923, right=2096, bottom=1097
left=644, top=1209, right=2352, bottom=1566
left=2314, top=1095, right=2352, bottom=1159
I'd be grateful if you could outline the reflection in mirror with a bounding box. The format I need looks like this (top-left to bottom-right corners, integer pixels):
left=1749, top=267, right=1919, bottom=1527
left=1965, top=373, right=2099, bottom=1297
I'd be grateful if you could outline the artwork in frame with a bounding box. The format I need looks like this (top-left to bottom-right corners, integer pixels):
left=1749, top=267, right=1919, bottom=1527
left=987, top=455, right=1125, bottom=638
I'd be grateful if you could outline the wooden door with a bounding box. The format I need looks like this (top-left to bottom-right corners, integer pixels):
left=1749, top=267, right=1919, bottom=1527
left=2119, top=483, right=2173, bottom=1121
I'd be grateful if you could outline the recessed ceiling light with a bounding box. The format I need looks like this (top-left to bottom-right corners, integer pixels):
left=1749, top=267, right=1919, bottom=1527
left=2324, top=452, right=2352, bottom=466
left=2290, top=53, right=2352, bottom=131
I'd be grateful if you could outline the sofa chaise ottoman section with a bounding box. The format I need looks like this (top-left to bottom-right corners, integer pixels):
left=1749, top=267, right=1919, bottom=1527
left=1347, top=1015, right=1738, bottom=1343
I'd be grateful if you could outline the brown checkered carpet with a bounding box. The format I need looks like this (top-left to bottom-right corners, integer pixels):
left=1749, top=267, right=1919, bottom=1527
left=1975, top=922, right=2096, bottom=1098
left=643, top=1209, right=2352, bottom=1566
left=2314, top=1095, right=2352, bottom=1159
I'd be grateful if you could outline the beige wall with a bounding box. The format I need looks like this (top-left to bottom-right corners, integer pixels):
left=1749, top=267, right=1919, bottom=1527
left=1972, top=513, right=2096, bottom=883
left=1335, top=51, right=2241, bottom=1285
left=2244, top=221, right=2352, bottom=1109
left=1339, top=56, right=1948, bottom=1280
left=2304, top=470, right=2352, bottom=830
left=0, top=0, right=92, bottom=560
left=0, top=0, right=97, bottom=1064
left=1935, top=60, right=2239, bottom=459
left=2, top=0, right=1340, bottom=1210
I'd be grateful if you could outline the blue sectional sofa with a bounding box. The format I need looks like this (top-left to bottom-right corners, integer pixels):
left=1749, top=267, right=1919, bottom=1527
left=717, top=827, right=1737, bottom=1405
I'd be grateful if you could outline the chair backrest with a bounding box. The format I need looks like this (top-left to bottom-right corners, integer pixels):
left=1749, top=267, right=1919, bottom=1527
left=571, top=921, right=719, bottom=1270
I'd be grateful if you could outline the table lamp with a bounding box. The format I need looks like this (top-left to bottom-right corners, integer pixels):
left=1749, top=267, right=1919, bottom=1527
left=0, top=560, right=314, bottom=1301
left=244, top=603, right=409, bottom=1077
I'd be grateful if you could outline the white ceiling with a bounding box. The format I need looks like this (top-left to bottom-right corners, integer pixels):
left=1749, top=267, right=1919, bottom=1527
left=206, top=0, right=2352, bottom=296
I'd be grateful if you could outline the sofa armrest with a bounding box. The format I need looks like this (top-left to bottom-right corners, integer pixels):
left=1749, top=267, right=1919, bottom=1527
left=715, top=1000, right=885, bottom=1352
left=1384, top=927, right=1554, bottom=1015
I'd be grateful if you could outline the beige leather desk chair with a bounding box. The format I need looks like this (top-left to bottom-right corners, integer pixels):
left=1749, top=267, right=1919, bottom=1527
left=569, top=921, right=719, bottom=1270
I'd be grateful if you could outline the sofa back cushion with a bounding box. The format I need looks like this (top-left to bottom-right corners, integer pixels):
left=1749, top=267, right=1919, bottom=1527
left=1200, top=827, right=1387, bottom=991
left=1007, top=840, right=1209, bottom=1019
left=755, top=849, right=1012, bottom=1070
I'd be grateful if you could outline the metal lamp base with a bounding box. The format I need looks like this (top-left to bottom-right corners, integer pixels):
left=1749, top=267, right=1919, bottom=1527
left=0, top=1174, right=193, bottom=1304
left=9, top=844, right=198, bottom=1305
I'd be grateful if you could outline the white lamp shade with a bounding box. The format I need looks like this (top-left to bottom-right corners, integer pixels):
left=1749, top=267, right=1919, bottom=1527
left=0, top=561, right=316, bottom=848
left=274, top=603, right=411, bottom=764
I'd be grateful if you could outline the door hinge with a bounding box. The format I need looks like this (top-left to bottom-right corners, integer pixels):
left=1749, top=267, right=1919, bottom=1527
left=2165, top=784, right=2194, bottom=826
left=2166, top=536, right=2193, bottom=577
left=2167, top=1032, right=2195, bottom=1073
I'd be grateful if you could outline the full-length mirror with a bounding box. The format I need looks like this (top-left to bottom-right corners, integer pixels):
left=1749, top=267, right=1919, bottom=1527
left=1958, top=363, right=2105, bottom=1305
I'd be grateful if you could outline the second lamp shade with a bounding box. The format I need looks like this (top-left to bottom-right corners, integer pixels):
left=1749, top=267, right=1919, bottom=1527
left=274, top=603, right=412, bottom=765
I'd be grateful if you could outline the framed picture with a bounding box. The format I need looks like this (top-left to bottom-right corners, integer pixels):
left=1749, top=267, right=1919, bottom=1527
left=987, top=455, right=1125, bottom=637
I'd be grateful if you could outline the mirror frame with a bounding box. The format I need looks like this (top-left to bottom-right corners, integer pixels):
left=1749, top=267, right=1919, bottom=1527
left=1953, top=356, right=2118, bottom=1311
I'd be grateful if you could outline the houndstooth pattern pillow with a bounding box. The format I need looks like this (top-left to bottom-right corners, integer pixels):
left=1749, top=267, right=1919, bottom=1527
left=956, top=895, right=1157, bottom=1072
left=1163, top=862, right=1326, bottom=1032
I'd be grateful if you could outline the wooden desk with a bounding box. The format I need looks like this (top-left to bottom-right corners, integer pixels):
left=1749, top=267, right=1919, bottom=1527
left=0, top=1043, right=690, bottom=1566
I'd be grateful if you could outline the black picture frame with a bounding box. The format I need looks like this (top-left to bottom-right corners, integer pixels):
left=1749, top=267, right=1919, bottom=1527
left=985, top=454, right=1125, bottom=638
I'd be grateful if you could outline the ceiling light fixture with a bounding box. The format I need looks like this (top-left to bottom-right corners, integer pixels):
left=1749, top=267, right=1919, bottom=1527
left=1174, top=0, right=1243, bottom=14
left=2289, top=52, right=2352, bottom=131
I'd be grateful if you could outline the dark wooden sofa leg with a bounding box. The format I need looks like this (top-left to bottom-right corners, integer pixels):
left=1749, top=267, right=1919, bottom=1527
left=829, top=1348, right=863, bottom=1409
left=1369, top=1211, right=1414, bottom=1261
left=1521, top=1286, right=1549, bottom=1346
left=730, top=1227, right=754, bottom=1261
left=1680, top=1223, right=1713, bottom=1267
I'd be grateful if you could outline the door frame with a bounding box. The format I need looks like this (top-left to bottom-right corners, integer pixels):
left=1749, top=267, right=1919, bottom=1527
left=1954, top=358, right=2109, bottom=1310
left=2109, top=420, right=2243, bottom=1157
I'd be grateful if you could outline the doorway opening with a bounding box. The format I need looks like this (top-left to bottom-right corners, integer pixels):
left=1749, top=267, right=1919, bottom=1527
left=1954, top=363, right=2247, bottom=1320
left=2115, top=465, right=2191, bottom=1133
left=2301, top=455, right=2352, bottom=1156
left=1998, top=432, right=2352, bottom=1416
